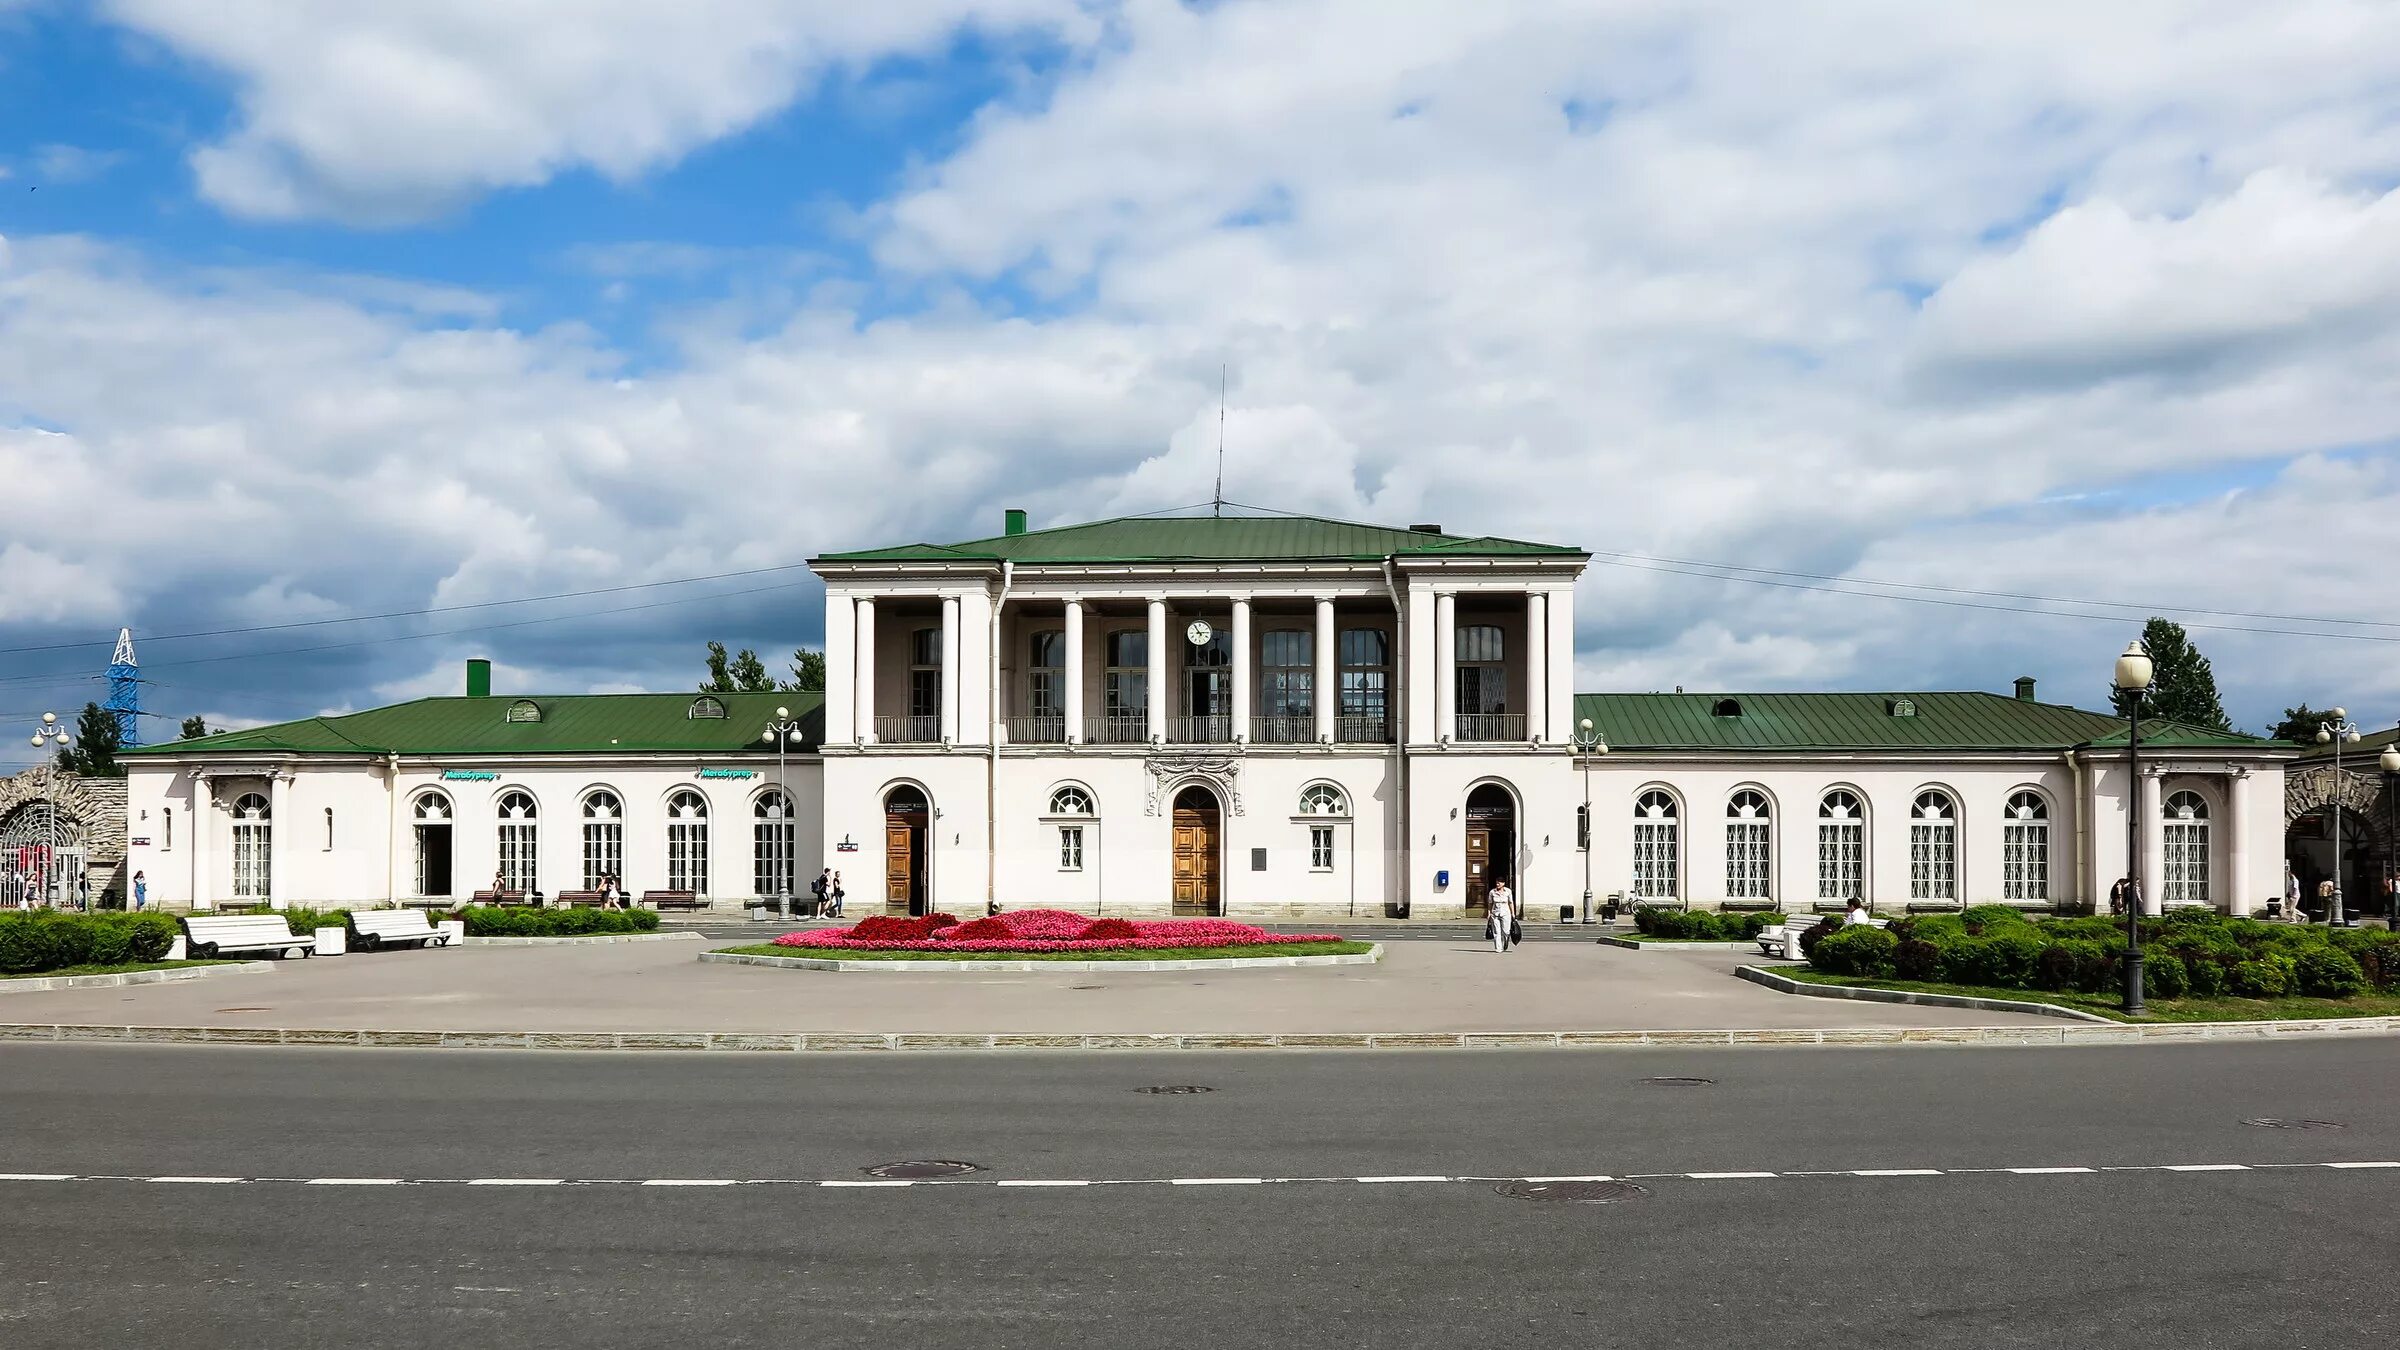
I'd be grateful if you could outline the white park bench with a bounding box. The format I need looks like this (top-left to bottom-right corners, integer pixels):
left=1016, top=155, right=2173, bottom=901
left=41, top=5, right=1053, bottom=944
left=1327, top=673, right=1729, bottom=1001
left=1756, top=916, right=1889, bottom=959
left=181, top=913, right=317, bottom=960
left=347, top=908, right=454, bottom=951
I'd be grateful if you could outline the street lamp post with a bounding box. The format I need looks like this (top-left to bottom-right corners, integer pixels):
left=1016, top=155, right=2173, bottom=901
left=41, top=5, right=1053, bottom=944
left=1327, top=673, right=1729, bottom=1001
left=2381, top=733, right=2400, bottom=925
left=1573, top=717, right=1608, bottom=924
left=2113, top=642, right=2153, bottom=1015
left=760, top=706, right=807, bottom=916
left=26, top=713, right=69, bottom=907
left=2317, top=711, right=2365, bottom=925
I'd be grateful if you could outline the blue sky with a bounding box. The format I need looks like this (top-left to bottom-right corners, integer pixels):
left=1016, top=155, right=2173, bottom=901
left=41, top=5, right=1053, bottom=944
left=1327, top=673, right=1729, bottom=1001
left=4, top=0, right=2400, bottom=765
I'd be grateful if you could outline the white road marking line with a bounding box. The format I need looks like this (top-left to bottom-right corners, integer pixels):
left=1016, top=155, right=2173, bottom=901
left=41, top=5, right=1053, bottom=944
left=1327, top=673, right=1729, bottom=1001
left=147, top=1176, right=245, bottom=1184
left=1686, top=1171, right=1778, bottom=1180
left=1170, top=1178, right=1264, bottom=1186
left=1356, top=1175, right=1452, bottom=1184
left=2006, top=1167, right=2096, bottom=1175
left=0, top=1173, right=75, bottom=1181
left=2322, top=1161, right=2400, bottom=1169
left=1851, top=1169, right=1943, bottom=1177
left=465, top=1178, right=564, bottom=1186
left=304, top=1178, right=403, bottom=1186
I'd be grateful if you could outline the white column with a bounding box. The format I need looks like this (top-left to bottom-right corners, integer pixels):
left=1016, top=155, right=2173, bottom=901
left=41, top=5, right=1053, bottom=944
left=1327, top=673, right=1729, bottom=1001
left=940, top=594, right=962, bottom=743
left=2227, top=769, right=2251, bottom=915
left=1523, top=592, right=1547, bottom=743
left=1435, top=591, right=1457, bottom=741
left=823, top=592, right=854, bottom=751
left=1063, top=598, right=1085, bottom=744
left=1546, top=585, right=1575, bottom=742
left=190, top=774, right=213, bottom=912
left=267, top=772, right=290, bottom=911
left=1230, top=597, right=1253, bottom=742
left=854, top=598, right=877, bottom=744
left=1146, top=598, right=1168, bottom=743
left=2150, top=766, right=2170, bottom=914
left=1405, top=585, right=1436, bottom=743
left=1314, top=596, right=1336, bottom=743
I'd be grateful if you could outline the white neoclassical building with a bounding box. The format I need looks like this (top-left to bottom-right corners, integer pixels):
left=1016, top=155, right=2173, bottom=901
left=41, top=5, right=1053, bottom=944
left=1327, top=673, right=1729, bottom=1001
left=120, top=510, right=2294, bottom=920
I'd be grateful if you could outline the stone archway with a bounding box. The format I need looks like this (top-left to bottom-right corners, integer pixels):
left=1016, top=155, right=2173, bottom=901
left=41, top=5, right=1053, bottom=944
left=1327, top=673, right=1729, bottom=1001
left=0, top=765, right=127, bottom=905
left=2284, top=765, right=2394, bottom=920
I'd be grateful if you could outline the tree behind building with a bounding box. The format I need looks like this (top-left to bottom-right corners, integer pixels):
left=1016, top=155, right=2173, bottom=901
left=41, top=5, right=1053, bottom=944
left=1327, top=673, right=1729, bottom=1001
left=57, top=702, right=125, bottom=777
left=2108, top=618, right=2232, bottom=731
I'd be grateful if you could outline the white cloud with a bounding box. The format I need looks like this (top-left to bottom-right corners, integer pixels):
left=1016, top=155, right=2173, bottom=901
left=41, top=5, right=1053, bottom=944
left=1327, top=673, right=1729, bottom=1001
left=30, top=144, right=126, bottom=184
left=105, top=0, right=1093, bottom=222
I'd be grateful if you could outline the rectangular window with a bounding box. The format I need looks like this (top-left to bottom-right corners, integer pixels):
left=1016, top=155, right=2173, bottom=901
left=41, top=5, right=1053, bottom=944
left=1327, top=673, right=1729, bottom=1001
left=163, top=808, right=172, bottom=851
left=1259, top=629, right=1313, bottom=740
left=1818, top=822, right=1863, bottom=901
left=2164, top=824, right=2210, bottom=906
left=1060, top=825, right=1084, bottom=871
left=1338, top=628, right=1389, bottom=740
left=755, top=821, right=795, bottom=897
left=1633, top=821, right=1678, bottom=900
left=1028, top=631, right=1064, bottom=718
left=324, top=808, right=335, bottom=851
left=908, top=628, right=942, bottom=720
left=667, top=821, right=708, bottom=893
left=1725, top=823, right=1771, bottom=900
left=1103, top=630, right=1148, bottom=739
left=1910, top=824, right=1956, bottom=901
left=2003, top=822, right=2049, bottom=901
left=1309, top=825, right=1334, bottom=871
left=497, top=823, right=537, bottom=893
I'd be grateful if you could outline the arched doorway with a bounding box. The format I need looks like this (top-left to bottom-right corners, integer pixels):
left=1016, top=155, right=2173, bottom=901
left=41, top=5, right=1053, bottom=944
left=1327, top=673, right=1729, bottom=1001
left=2286, top=804, right=2388, bottom=921
left=1465, top=783, right=1516, bottom=912
left=883, top=785, right=931, bottom=916
left=1171, top=785, right=1222, bottom=916
left=0, top=799, right=84, bottom=907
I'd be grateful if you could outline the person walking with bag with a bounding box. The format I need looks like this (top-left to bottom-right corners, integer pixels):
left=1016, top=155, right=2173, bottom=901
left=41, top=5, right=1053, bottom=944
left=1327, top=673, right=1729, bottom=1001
left=827, top=871, right=846, bottom=918
left=1488, top=879, right=1519, bottom=954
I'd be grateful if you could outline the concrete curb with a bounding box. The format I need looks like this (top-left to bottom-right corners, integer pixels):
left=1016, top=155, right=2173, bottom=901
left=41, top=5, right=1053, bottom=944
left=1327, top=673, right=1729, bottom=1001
left=461, top=932, right=702, bottom=947
left=1736, top=964, right=2130, bottom=1024
left=698, top=943, right=1384, bottom=974
left=0, top=962, right=276, bottom=995
left=7, top=1016, right=2399, bottom=1051
left=1599, top=937, right=1787, bottom=954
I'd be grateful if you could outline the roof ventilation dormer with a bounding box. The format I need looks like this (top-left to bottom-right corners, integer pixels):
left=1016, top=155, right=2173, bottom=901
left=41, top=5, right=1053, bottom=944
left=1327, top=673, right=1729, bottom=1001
left=688, top=696, right=727, bottom=720
left=1711, top=697, right=1743, bottom=718
left=2014, top=676, right=2037, bottom=702
left=1004, top=508, right=1029, bottom=536
left=504, top=699, right=542, bottom=723
left=1887, top=698, right=1916, bottom=718
left=1408, top=523, right=1443, bottom=534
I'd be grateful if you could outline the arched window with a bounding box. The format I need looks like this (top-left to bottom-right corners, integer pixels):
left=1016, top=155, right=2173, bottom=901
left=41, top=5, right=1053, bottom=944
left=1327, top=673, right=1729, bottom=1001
left=2163, top=791, right=2211, bottom=907
left=2003, top=791, right=2050, bottom=902
left=504, top=699, right=543, bottom=723
left=688, top=696, right=726, bottom=720
left=1049, top=786, right=1094, bottom=816
left=753, top=790, right=796, bottom=899
left=1632, top=790, right=1679, bottom=901
left=1725, top=790, right=1772, bottom=901
left=496, top=790, right=539, bottom=893
left=1817, top=790, right=1865, bottom=902
left=666, top=789, right=710, bottom=894
left=411, top=792, right=453, bottom=898
left=231, top=792, right=271, bottom=900
left=1909, top=789, right=1957, bottom=903
left=1299, top=783, right=1348, bottom=817
left=581, top=790, right=622, bottom=890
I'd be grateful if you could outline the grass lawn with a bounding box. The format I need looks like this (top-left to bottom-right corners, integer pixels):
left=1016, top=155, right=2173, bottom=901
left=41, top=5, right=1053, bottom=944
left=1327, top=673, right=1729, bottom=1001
left=718, top=940, right=1376, bottom=963
left=2, top=959, right=240, bottom=981
left=1780, top=968, right=2400, bottom=1023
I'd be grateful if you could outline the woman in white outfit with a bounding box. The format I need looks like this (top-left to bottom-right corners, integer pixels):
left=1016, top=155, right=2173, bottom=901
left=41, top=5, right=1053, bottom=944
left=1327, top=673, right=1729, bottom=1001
left=1488, top=880, right=1517, bottom=953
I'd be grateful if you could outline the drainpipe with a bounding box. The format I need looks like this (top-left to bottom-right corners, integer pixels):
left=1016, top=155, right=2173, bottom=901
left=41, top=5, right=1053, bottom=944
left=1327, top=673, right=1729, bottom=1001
left=987, top=561, right=1013, bottom=912
left=1382, top=558, right=1408, bottom=918
left=385, top=752, right=401, bottom=906
left=2065, top=749, right=2088, bottom=910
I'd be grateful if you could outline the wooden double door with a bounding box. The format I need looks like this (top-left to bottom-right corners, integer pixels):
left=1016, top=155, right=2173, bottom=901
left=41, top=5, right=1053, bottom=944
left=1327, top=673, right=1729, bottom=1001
left=884, top=794, right=930, bottom=915
left=1171, top=786, right=1222, bottom=916
left=1464, top=785, right=1515, bottom=912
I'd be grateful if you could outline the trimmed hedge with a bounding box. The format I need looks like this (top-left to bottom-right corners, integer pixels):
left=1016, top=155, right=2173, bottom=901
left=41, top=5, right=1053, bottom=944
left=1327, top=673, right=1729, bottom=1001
left=449, top=905, right=662, bottom=937
left=1804, top=906, right=2400, bottom=1001
left=0, top=912, right=181, bottom=974
left=1632, top=907, right=1780, bottom=941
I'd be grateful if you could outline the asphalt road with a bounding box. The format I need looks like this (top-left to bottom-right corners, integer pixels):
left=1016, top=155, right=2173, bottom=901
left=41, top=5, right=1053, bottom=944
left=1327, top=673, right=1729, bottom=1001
left=4, top=1041, right=2396, bottom=1348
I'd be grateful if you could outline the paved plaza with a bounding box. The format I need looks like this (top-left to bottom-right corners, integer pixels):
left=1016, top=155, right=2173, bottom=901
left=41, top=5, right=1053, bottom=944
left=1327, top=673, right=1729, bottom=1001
left=0, top=937, right=2059, bottom=1036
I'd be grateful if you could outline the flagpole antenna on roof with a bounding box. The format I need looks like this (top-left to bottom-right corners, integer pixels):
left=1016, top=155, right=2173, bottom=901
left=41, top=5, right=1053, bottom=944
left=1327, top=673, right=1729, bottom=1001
left=1213, top=364, right=1227, bottom=518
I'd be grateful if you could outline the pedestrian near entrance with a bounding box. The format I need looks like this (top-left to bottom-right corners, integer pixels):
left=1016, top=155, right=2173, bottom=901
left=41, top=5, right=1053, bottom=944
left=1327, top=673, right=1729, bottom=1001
left=810, top=868, right=830, bottom=917
left=132, top=870, right=147, bottom=911
left=2283, top=864, right=2302, bottom=921
left=1487, top=880, right=1519, bottom=953
left=827, top=872, right=846, bottom=918
left=2317, top=878, right=2338, bottom=925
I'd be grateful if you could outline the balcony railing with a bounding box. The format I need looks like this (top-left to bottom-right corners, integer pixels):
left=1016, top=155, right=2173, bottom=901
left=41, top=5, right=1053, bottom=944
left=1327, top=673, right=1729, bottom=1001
left=874, top=714, right=941, bottom=744
left=1250, top=715, right=1317, bottom=745
left=1169, top=715, right=1235, bottom=744
left=1084, top=714, right=1150, bottom=745
left=1455, top=713, right=1528, bottom=742
left=1336, top=715, right=1393, bottom=744
left=1007, top=714, right=1066, bottom=744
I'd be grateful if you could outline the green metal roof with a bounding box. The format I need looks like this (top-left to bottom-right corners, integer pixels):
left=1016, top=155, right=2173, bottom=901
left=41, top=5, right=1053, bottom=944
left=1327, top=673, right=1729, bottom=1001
left=1573, top=691, right=2278, bottom=753
left=816, top=513, right=1580, bottom=565
left=124, top=691, right=825, bottom=758
left=2291, top=723, right=2400, bottom=764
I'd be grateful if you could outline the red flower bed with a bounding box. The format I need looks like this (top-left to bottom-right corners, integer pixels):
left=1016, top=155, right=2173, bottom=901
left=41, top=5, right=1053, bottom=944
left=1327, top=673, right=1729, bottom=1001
left=770, top=907, right=1340, bottom=952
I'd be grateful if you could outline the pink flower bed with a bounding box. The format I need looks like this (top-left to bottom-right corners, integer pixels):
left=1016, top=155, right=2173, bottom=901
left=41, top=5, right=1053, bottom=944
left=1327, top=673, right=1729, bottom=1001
left=770, top=907, right=1341, bottom=952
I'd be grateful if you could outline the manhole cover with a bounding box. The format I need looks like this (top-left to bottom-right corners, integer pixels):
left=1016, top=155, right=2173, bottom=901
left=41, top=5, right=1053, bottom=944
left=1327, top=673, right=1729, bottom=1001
left=1495, top=1179, right=1648, bottom=1204
left=1641, top=1076, right=1714, bottom=1087
left=1135, top=1085, right=1215, bottom=1095
left=2241, top=1118, right=2345, bottom=1131
left=863, top=1160, right=983, bottom=1179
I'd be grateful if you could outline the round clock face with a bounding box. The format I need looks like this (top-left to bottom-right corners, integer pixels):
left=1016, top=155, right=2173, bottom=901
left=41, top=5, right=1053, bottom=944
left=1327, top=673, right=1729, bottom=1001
left=1185, top=620, right=1214, bottom=646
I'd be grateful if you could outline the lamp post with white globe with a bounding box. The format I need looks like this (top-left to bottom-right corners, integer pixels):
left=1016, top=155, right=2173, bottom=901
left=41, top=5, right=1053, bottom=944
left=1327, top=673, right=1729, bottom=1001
left=27, top=712, right=69, bottom=907
left=2382, top=734, right=2400, bottom=925
left=2317, top=710, right=2364, bottom=925
left=760, top=705, right=807, bottom=915
left=2112, top=643, right=2153, bottom=1014
left=1573, top=717, right=1608, bottom=924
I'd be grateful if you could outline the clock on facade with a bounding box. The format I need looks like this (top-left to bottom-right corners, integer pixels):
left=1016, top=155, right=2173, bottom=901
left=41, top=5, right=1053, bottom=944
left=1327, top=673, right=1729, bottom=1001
left=1186, top=620, right=1213, bottom=646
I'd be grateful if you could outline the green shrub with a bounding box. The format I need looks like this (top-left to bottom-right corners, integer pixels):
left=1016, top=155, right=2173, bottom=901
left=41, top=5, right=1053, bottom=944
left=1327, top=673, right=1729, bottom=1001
left=2230, top=954, right=2296, bottom=999
left=1810, top=925, right=1898, bottom=978
left=2294, top=948, right=2367, bottom=998
left=2186, top=956, right=2229, bottom=998
left=2143, top=953, right=2189, bottom=1000
left=1797, top=915, right=1842, bottom=960
left=2036, top=939, right=2108, bottom=993
left=450, top=905, right=661, bottom=937
left=1893, top=937, right=1942, bottom=983
left=1723, top=911, right=1779, bottom=939
left=1960, top=904, right=2031, bottom=933
left=1939, top=932, right=2045, bottom=989
left=0, top=912, right=180, bottom=974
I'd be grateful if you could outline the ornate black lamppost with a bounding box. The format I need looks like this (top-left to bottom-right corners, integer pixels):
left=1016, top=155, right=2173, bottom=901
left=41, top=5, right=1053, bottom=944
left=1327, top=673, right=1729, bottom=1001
left=2114, top=642, right=2153, bottom=1014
